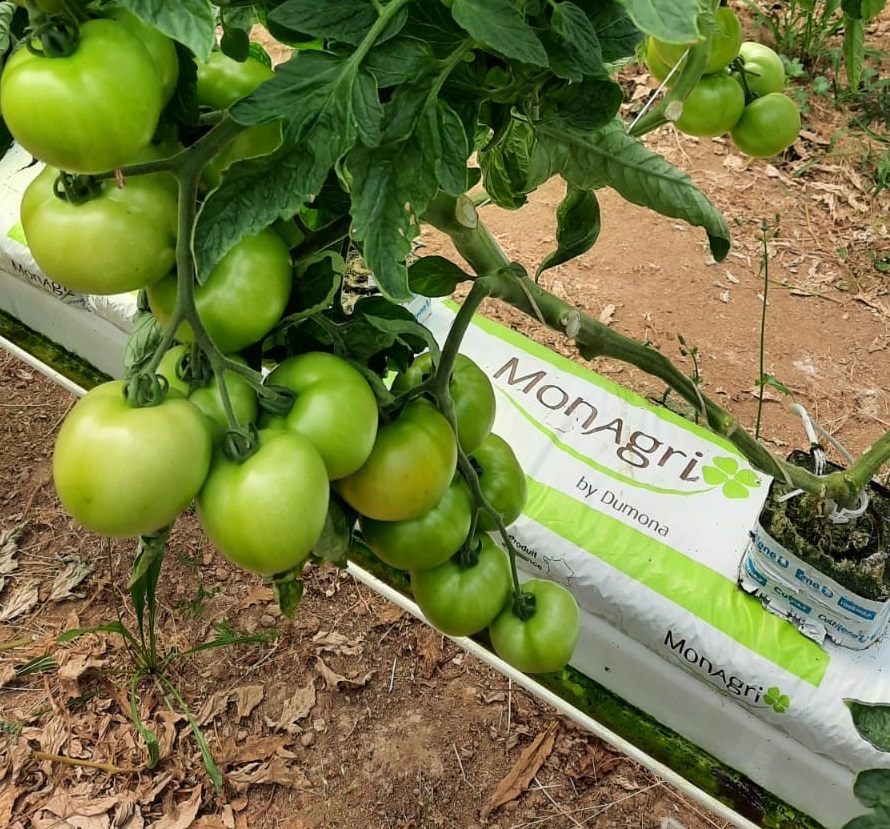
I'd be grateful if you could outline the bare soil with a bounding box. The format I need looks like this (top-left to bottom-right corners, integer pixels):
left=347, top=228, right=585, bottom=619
left=1, top=14, right=889, bottom=829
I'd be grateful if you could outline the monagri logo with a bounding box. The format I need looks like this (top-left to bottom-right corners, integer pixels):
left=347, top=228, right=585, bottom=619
left=493, top=355, right=760, bottom=498
left=663, top=629, right=791, bottom=713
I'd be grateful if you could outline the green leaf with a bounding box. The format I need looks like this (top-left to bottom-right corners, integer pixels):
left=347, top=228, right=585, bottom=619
left=540, top=118, right=730, bottom=261
left=843, top=16, right=865, bottom=90
left=219, top=7, right=256, bottom=61
left=113, top=0, right=217, bottom=61
left=363, top=36, right=435, bottom=87
left=290, top=251, right=346, bottom=318
left=840, top=810, right=890, bottom=829
left=0, top=1, right=16, bottom=56
left=757, top=373, right=793, bottom=396
left=862, top=0, right=886, bottom=19
left=130, top=675, right=160, bottom=769
left=537, top=186, right=601, bottom=277
left=57, top=620, right=133, bottom=644
left=585, top=0, right=645, bottom=64
left=847, top=700, right=890, bottom=752
left=272, top=574, right=305, bottom=619
left=347, top=83, right=467, bottom=302
left=614, top=0, right=702, bottom=44
left=538, top=79, right=625, bottom=131
left=854, top=770, right=890, bottom=811
left=479, top=119, right=556, bottom=210
left=408, top=256, right=471, bottom=297
left=451, top=0, right=549, bottom=66
left=269, top=0, right=408, bottom=46
left=312, top=497, right=356, bottom=566
left=545, top=2, right=604, bottom=80
left=124, top=309, right=164, bottom=379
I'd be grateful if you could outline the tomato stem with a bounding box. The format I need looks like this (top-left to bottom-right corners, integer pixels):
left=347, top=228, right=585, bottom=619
left=513, top=590, right=536, bottom=622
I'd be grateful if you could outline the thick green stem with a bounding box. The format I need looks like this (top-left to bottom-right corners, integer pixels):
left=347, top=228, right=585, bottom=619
left=423, top=194, right=883, bottom=508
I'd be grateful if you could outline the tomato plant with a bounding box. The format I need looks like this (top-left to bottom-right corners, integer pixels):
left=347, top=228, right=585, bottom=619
left=196, top=428, right=329, bottom=577
left=0, top=18, right=163, bottom=173
left=52, top=380, right=212, bottom=538
left=410, top=534, right=512, bottom=637
left=360, top=477, right=474, bottom=571
left=146, top=228, right=293, bottom=354
left=470, top=433, right=528, bottom=532
left=730, top=92, right=801, bottom=158
left=334, top=399, right=457, bottom=522
left=488, top=580, right=581, bottom=674
left=731, top=41, right=786, bottom=98
left=261, top=351, right=379, bottom=480
left=392, top=352, right=496, bottom=452
left=674, top=72, right=746, bottom=138
left=20, top=164, right=178, bottom=295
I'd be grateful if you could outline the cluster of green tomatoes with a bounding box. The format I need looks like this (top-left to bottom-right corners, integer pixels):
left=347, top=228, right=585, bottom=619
left=2, top=5, right=581, bottom=677
left=646, top=6, right=802, bottom=158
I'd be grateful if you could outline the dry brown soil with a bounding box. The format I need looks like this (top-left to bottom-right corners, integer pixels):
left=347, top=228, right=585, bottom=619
left=1, top=15, right=888, bottom=829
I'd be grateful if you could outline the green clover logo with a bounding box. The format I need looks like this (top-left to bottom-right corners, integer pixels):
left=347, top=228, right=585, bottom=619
left=764, top=687, right=790, bottom=713
left=702, top=456, right=760, bottom=499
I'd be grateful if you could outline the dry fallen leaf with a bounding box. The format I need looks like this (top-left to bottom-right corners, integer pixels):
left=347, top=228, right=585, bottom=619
left=0, top=524, right=23, bottom=593
left=264, top=679, right=317, bottom=734
left=152, top=786, right=202, bottom=829
left=218, top=734, right=293, bottom=767
left=226, top=756, right=310, bottom=791
left=48, top=558, right=94, bottom=602
left=481, top=721, right=559, bottom=817
left=0, top=579, right=39, bottom=621
left=312, top=630, right=363, bottom=657
left=315, top=656, right=373, bottom=691
left=233, top=684, right=264, bottom=720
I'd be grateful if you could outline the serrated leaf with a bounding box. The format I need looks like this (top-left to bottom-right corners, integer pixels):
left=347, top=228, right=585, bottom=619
left=0, top=1, right=16, bottom=56
left=544, top=2, right=604, bottom=80
left=538, top=79, right=624, bottom=131
left=348, top=82, right=466, bottom=302
left=614, top=0, right=702, bottom=44
left=537, top=186, right=600, bottom=277
left=451, top=0, right=549, bottom=66
left=479, top=119, right=556, bottom=210
left=588, top=0, right=645, bottom=63
left=124, top=310, right=164, bottom=379
left=847, top=700, right=890, bottom=752
left=540, top=118, right=730, bottom=262
left=408, top=256, right=471, bottom=297
left=113, top=0, right=216, bottom=61
left=269, top=0, right=407, bottom=46
left=854, top=770, right=890, bottom=811
left=364, top=36, right=434, bottom=88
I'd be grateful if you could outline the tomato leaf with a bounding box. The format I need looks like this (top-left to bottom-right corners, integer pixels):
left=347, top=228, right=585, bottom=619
left=840, top=809, right=890, bottom=829
left=585, top=0, right=645, bottom=64
left=539, top=118, right=731, bottom=261
left=114, top=0, right=217, bottom=62
left=853, top=770, right=890, bottom=811
left=451, top=0, right=549, bottom=67
left=536, top=186, right=601, bottom=278
left=311, top=497, right=356, bottom=567
left=363, top=37, right=436, bottom=88
left=348, top=86, right=468, bottom=302
left=269, top=0, right=408, bottom=46
left=124, top=309, right=164, bottom=379
left=272, top=574, right=305, bottom=620
left=538, top=79, right=624, bottom=131
left=615, top=0, right=702, bottom=44
left=847, top=700, right=890, bottom=752
left=543, top=3, right=604, bottom=81
left=289, top=251, right=346, bottom=317
left=408, top=256, right=471, bottom=297
left=479, top=120, right=556, bottom=210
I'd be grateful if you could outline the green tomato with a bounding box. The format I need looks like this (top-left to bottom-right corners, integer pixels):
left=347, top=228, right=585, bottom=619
left=674, top=72, right=745, bottom=138
left=53, top=381, right=212, bottom=538
left=391, top=352, right=496, bottom=453
left=360, top=477, right=474, bottom=571
left=645, top=36, right=680, bottom=85
left=410, top=534, right=512, bottom=637
left=20, top=165, right=178, bottom=295
left=195, top=52, right=282, bottom=191
left=334, top=399, right=457, bottom=522
left=471, top=433, right=527, bottom=532
left=731, top=41, right=786, bottom=98
left=654, top=6, right=743, bottom=75
left=730, top=92, right=801, bottom=158
left=0, top=18, right=163, bottom=173
left=146, top=229, right=293, bottom=354
left=104, top=6, right=179, bottom=104
left=488, top=580, right=581, bottom=674
left=196, top=429, right=330, bottom=576
left=261, top=351, right=379, bottom=480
